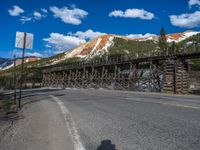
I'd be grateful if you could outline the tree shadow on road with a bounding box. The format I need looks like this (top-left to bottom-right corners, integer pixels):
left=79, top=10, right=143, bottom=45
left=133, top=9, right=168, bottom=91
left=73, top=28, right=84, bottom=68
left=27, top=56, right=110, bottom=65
left=96, top=139, right=117, bottom=150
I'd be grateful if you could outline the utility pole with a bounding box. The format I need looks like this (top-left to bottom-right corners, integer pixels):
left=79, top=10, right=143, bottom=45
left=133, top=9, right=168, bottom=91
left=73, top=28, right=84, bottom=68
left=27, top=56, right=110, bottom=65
left=18, top=32, right=26, bottom=109
left=13, top=54, right=17, bottom=104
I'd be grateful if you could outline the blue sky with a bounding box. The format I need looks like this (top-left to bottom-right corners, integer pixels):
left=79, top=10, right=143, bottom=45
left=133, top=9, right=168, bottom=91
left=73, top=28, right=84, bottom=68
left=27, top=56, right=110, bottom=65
left=0, top=0, right=200, bottom=58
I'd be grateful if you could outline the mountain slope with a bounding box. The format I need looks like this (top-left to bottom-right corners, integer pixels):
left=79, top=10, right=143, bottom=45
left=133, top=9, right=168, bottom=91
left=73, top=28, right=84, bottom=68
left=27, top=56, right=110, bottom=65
left=1, top=30, right=200, bottom=70
left=51, top=30, right=200, bottom=64
left=0, top=58, right=13, bottom=70
left=167, top=31, right=199, bottom=43
left=69, top=31, right=198, bottom=56
left=64, top=34, right=115, bottom=59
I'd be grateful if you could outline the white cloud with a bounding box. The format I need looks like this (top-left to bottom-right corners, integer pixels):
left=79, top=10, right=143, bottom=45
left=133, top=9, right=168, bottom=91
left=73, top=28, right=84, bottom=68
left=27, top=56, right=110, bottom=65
left=8, top=5, right=24, bottom=16
left=43, top=33, right=86, bottom=53
left=50, top=6, right=88, bottom=25
left=41, top=8, right=48, bottom=13
left=170, top=11, right=200, bottom=28
left=13, top=50, right=42, bottom=57
left=34, top=11, right=42, bottom=20
left=43, top=29, right=105, bottom=54
left=46, top=44, right=52, bottom=48
left=109, top=10, right=123, bottom=17
left=26, top=52, right=43, bottom=57
left=109, top=8, right=155, bottom=20
left=188, top=0, right=200, bottom=8
left=20, top=10, right=47, bottom=23
left=126, top=33, right=156, bottom=38
left=20, top=16, right=33, bottom=24
left=69, top=4, right=77, bottom=9
left=73, top=29, right=105, bottom=40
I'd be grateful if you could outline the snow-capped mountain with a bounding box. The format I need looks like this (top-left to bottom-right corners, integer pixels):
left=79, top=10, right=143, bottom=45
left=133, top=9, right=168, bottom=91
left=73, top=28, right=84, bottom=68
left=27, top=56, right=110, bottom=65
left=1, top=31, right=199, bottom=69
left=49, top=30, right=199, bottom=65
left=65, top=35, right=115, bottom=59
left=0, top=57, right=41, bottom=70
left=0, top=58, right=13, bottom=70
left=133, top=31, right=200, bottom=43
left=166, top=31, right=199, bottom=43
left=50, top=34, right=117, bottom=65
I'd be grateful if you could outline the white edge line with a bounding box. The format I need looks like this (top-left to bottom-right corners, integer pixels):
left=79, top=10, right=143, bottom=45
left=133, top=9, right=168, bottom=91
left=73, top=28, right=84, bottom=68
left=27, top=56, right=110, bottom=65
left=50, top=95, right=86, bottom=150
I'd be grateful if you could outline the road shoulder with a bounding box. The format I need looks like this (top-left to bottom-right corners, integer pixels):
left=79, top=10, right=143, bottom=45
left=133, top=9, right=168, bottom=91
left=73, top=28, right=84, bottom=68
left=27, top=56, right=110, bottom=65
left=0, top=95, right=74, bottom=150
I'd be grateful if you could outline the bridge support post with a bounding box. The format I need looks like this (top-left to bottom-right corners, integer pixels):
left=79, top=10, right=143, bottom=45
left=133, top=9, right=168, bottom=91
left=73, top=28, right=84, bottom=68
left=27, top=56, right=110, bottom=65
left=128, top=63, right=134, bottom=90
left=113, top=65, right=118, bottom=89
left=90, top=66, right=94, bottom=87
left=68, top=70, right=72, bottom=88
left=82, top=67, right=86, bottom=88
left=101, top=66, right=105, bottom=87
left=162, top=59, right=190, bottom=94
left=42, top=72, right=45, bottom=87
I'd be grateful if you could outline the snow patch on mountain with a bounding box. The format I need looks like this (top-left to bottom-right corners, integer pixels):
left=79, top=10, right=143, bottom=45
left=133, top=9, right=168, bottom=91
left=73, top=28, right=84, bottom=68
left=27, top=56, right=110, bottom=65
left=103, top=36, right=114, bottom=52
left=167, top=31, right=199, bottom=43
left=89, top=38, right=102, bottom=57
left=46, top=30, right=199, bottom=66
left=0, top=58, right=13, bottom=70
left=66, top=43, right=87, bottom=58
left=1, top=63, right=14, bottom=70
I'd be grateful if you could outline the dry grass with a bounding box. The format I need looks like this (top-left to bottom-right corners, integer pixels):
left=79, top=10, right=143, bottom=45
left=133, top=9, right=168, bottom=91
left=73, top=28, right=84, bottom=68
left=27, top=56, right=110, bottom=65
left=0, top=100, right=16, bottom=114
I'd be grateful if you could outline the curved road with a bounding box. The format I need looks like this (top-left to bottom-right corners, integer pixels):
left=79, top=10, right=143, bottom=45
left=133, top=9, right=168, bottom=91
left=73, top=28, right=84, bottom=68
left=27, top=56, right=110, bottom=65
left=1, top=88, right=200, bottom=150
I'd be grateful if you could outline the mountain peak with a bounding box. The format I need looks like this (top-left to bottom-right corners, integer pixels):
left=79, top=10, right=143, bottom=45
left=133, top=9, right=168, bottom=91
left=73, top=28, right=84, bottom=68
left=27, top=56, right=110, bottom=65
left=60, top=30, right=199, bottom=62
left=1, top=30, right=199, bottom=70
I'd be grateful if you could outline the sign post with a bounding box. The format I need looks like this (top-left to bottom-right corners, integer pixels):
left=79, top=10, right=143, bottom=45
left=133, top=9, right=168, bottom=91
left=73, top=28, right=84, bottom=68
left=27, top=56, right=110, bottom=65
left=13, top=54, right=17, bottom=104
left=15, top=31, right=33, bottom=109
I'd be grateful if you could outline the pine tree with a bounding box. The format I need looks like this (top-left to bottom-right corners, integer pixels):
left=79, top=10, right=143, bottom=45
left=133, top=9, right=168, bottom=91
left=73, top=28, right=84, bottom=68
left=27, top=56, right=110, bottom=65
left=169, top=41, right=179, bottom=54
left=159, top=27, right=168, bottom=55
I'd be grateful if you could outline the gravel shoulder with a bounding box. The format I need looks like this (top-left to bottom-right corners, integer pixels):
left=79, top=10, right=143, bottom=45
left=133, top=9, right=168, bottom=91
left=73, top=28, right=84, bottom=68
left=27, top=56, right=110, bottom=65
left=0, top=94, right=74, bottom=150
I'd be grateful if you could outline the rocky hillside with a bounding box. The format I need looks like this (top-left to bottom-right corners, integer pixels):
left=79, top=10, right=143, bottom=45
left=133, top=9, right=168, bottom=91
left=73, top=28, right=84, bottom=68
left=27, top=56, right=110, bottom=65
left=61, top=31, right=199, bottom=60
left=45, top=30, right=200, bottom=65
left=1, top=31, right=200, bottom=70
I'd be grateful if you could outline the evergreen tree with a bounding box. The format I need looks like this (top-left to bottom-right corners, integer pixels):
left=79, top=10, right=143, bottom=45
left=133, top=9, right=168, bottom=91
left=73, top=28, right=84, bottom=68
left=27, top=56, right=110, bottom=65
left=159, top=27, right=168, bottom=55
left=169, top=41, right=179, bottom=54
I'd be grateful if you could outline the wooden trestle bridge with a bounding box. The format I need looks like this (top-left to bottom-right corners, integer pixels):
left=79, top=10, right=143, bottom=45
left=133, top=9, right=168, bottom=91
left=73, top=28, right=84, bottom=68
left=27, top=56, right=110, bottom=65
left=42, top=50, right=200, bottom=94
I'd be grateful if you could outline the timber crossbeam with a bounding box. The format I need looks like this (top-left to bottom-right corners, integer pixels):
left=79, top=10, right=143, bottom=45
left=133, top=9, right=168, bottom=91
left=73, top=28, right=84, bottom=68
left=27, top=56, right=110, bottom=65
left=42, top=50, right=200, bottom=94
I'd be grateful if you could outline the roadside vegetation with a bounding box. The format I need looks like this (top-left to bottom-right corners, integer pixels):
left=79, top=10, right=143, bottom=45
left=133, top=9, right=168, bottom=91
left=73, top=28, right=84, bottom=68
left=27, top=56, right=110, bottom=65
left=0, top=93, right=16, bottom=114
left=108, top=38, right=159, bottom=57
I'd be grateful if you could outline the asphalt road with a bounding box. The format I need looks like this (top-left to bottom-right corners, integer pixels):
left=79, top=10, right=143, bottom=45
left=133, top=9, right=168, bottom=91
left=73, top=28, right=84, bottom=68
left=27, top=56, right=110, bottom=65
left=47, top=89, right=200, bottom=150
left=1, top=88, right=200, bottom=150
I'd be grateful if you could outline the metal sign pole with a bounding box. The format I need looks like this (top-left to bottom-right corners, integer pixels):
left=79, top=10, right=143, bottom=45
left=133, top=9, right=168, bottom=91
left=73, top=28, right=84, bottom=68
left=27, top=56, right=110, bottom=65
left=18, top=32, right=26, bottom=109
left=13, top=54, right=17, bottom=104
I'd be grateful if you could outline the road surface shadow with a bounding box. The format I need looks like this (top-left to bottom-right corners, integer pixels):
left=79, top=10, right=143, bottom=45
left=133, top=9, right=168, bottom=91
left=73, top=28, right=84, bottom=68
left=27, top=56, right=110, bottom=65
left=96, top=139, right=117, bottom=150
left=53, top=94, right=66, bottom=97
left=0, top=112, right=24, bottom=122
